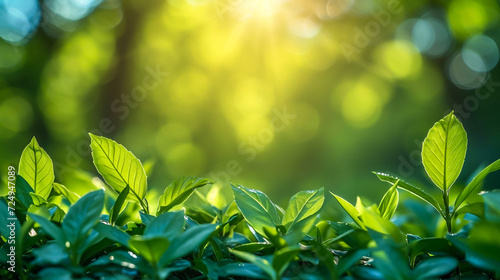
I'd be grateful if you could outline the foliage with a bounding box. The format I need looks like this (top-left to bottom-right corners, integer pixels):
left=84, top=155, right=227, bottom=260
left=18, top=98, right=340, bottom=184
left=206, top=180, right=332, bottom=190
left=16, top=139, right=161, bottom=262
left=1, top=113, right=500, bottom=279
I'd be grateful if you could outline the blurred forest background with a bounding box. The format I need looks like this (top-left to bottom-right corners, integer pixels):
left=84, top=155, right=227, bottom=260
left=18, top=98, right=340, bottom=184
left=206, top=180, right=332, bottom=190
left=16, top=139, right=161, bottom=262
left=1, top=0, right=500, bottom=205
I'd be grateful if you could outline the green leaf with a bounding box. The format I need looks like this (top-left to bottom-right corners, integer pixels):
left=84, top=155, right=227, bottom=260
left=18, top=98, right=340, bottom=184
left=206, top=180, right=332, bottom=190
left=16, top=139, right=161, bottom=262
left=447, top=221, right=500, bottom=273
left=15, top=175, right=34, bottom=209
left=32, top=243, right=69, bottom=266
left=483, top=191, right=500, bottom=222
left=330, top=192, right=365, bottom=230
left=109, top=185, right=129, bottom=226
left=28, top=213, right=65, bottom=246
left=232, top=184, right=281, bottom=236
left=62, top=190, right=104, bottom=248
left=378, top=181, right=399, bottom=220
left=38, top=267, right=72, bottom=280
left=374, top=173, right=444, bottom=217
left=30, top=192, right=46, bottom=206
left=233, top=242, right=274, bottom=253
left=156, top=177, right=213, bottom=215
left=143, top=210, right=184, bottom=239
left=360, top=206, right=405, bottom=245
left=282, top=188, right=324, bottom=244
left=454, top=159, right=500, bottom=211
left=89, top=133, right=147, bottom=204
left=414, top=256, right=458, bottom=280
left=159, top=223, right=218, bottom=267
left=229, top=249, right=276, bottom=280
left=422, top=112, right=467, bottom=190
left=409, top=238, right=453, bottom=266
left=454, top=202, right=485, bottom=219
left=262, top=226, right=288, bottom=248
left=272, top=246, right=301, bottom=278
left=52, top=183, right=80, bottom=204
left=18, top=137, right=55, bottom=200
left=336, top=249, right=370, bottom=276
left=129, top=236, right=170, bottom=265
left=93, top=222, right=131, bottom=247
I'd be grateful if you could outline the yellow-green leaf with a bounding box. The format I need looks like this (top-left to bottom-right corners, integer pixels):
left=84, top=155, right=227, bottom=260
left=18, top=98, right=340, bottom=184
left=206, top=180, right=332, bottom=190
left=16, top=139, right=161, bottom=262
left=19, top=137, right=55, bottom=200
left=89, top=133, right=147, bottom=204
left=422, top=112, right=467, bottom=190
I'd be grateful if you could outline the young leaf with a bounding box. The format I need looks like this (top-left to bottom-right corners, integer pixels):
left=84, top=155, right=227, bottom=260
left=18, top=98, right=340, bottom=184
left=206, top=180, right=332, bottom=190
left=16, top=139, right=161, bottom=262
left=374, top=173, right=444, bottom=217
left=62, top=190, right=105, bottom=248
left=89, top=133, right=147, bottom=204
left=52, top=183, right=80, bottom=204
left=232, top=184, right=282, bottom=236
left=156, top=177, right=213, bottom=215
left=422, top=112, right=467, bottom=190
left=378, top=181, right=399, bottom=220
left=109, top=185, right=130, bottom=226
left=330, top=192, right=366, bottom=230
left=18, top=137, right=55, bottom=200
left=282, top=188, right=324, bottom=245
left=282, top=188, right=324, bottom=231
left=30, top=193, right=47, bottom=206
left=454, top=159, right=500, bottom=211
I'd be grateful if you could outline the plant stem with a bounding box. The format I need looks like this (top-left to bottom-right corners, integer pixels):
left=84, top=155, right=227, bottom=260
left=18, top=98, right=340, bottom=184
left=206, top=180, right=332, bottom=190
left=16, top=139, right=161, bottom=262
left=442, top=190, right=452, bottom=233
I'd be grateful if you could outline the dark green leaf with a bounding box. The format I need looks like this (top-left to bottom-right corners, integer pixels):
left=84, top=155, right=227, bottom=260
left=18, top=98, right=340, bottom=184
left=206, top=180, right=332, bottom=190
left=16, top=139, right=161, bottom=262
left=15, top=175, right=34, bottom=209
left=143, top=210, right=184, bottom=239
left=413, top=256, right=458, bottom=280
left=93, top=222, right=131, bottom=247
left=109, top=185, right=130, bottom=226
left=62, top=190, right=104, bottom=248
left=159, top=223, right=218, bottom=267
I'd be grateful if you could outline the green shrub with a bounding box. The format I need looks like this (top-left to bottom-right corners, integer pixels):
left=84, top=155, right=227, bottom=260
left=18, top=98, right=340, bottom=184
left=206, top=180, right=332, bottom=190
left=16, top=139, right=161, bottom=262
left=1, top=112, right=500, bottom=279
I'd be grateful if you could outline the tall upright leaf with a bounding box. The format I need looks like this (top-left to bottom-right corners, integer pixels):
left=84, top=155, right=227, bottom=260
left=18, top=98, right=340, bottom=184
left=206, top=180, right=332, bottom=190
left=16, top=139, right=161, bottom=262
left=232, top=184, right=281, bottom=236
left=378, top=182, right=399, bottom=220
left=18, top=137, right=55, bottom=200
left=282, top=188, right=324, bottom=244
left=156, top=177, right=213, bottom=215
left=283, top=188, right=324, bottom=230
left=89, top=133, right=147, bottom=204
left=331, top=192, right=366, bottom=230
left=422, top=112, right=467, bottom=190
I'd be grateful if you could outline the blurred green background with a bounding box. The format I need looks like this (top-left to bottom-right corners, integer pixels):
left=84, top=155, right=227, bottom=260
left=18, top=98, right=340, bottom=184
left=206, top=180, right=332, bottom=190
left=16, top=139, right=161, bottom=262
left=1, top=0, right=500, bottom=205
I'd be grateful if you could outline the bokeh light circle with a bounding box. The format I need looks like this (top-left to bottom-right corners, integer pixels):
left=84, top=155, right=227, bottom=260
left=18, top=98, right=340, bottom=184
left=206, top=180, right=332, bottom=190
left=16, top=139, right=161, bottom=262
left=462, top=35, right=499, bottom=72
left=448, top=52, right=487, bottom=89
